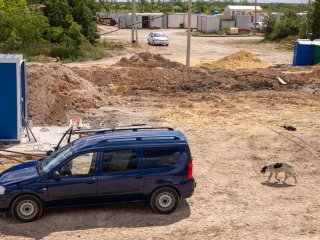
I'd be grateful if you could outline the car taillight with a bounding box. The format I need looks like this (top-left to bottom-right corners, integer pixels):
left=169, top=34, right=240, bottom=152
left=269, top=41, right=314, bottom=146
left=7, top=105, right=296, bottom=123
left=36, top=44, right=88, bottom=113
left=187, top=162, right=193, bottom=179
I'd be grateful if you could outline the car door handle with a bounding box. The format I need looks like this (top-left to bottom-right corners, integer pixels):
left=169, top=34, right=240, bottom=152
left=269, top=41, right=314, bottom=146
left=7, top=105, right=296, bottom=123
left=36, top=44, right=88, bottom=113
left=86, top=178, right=96, bottom=184
left=136, top=176, right=143, bottom=179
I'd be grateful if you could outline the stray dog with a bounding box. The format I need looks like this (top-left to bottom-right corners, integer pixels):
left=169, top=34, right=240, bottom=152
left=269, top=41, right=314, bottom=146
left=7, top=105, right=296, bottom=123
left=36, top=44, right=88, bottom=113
left=261, top=162, right=297, bottom=183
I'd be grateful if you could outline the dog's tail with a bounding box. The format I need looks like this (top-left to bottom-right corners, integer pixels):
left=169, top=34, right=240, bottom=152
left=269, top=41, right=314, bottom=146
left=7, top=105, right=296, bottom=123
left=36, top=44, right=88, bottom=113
left=261, top=166, right=267, bottom=173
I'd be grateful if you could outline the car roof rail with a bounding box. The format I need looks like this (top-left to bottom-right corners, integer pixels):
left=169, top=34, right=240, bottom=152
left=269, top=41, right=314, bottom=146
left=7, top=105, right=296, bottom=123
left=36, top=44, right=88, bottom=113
left=72, top=125, right=174, bottom=135
left=97, top=135, right=181, bottom=144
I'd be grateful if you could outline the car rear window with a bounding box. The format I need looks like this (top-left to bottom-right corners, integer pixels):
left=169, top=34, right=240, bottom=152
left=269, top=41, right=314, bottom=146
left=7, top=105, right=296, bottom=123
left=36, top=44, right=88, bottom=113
left=103, top=149, right=138, bottom=172
left=143, top=147, right=180, bottom=169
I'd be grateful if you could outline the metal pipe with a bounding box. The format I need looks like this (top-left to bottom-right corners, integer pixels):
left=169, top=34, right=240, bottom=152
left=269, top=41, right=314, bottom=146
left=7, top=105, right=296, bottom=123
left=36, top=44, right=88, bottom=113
left=186, top=0, right=192, bottom=67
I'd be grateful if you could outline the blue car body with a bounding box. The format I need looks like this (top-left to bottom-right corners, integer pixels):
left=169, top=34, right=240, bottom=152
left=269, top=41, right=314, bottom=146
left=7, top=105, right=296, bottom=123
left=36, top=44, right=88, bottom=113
left=0, top=129, right=195, bottom=214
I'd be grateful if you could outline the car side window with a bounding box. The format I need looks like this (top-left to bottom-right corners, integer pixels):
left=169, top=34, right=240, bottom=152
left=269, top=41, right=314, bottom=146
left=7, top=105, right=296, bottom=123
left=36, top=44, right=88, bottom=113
left=103, top=149, right=138, bottom=173
left=143, top=147, right=180, bottom=169
left=59, top=152, right=97, bottom=177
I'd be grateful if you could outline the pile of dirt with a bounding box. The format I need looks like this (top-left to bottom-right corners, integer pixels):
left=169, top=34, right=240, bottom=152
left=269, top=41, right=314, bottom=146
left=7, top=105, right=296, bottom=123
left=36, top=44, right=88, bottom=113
left=27, top=63, right=107, bottom=126
left=27, top=54, right=320, bottom=126
left=196, top=50, right=271, bottom=70
left=114, top=52, right=183, bottom=68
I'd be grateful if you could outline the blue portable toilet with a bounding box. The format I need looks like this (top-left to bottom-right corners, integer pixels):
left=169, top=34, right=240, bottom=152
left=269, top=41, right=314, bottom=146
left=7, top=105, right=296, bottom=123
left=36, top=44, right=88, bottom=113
left=0, top=54, right=27, bottom=142
left=293, top=39, right=314, bottom=66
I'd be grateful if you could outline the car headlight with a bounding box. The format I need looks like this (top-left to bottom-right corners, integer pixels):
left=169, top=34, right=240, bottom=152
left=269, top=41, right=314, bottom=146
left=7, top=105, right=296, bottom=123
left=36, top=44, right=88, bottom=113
left=0, top=186, right=5, bottom=194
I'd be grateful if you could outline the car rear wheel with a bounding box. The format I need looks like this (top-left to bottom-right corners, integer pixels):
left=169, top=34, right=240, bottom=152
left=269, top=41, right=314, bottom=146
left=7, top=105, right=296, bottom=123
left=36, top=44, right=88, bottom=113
left=150, top=187, right=179, bottom=214
left=11, top=195, right=43, bottom=222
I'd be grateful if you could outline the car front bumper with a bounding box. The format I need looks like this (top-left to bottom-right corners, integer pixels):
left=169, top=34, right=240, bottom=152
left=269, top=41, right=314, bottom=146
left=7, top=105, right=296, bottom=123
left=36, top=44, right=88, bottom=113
left=154, top=41, right=168, bottom=45
left=0, top=195, right=12, bottom=212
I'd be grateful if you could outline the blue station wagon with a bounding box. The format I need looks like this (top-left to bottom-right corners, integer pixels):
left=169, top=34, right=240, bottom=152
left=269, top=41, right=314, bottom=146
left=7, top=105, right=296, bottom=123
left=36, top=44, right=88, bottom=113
left=0, top=126, right=195, bottom=222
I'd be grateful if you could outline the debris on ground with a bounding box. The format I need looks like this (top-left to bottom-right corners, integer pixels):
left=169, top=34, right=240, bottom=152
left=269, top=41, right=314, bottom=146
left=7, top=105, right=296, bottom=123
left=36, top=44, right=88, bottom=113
left=282, top=124, right=297, bottom=131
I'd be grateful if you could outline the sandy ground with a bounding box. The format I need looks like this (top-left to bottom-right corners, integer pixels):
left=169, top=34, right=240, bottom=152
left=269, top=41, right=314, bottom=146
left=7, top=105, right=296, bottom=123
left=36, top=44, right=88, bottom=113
left=66, top=27, right=293, bottom=68
left=1, top=89, right=320, bottom=239
left=0, top=28, right=319, bottom=239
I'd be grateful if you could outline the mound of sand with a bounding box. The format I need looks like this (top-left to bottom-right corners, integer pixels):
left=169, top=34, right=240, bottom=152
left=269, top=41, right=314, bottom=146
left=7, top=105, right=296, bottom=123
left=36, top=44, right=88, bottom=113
left=114, top=52, right=183, bottom=68
left=196, top=51, right=271, bottom=70
left=27, top=63, right=106, bottom=126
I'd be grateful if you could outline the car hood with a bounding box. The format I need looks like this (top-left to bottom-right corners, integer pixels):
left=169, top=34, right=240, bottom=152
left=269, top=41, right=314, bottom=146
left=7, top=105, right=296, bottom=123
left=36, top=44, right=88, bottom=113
left=0, top=161, right=39, bottom=185
left=154, top=37, right=168, bottom=41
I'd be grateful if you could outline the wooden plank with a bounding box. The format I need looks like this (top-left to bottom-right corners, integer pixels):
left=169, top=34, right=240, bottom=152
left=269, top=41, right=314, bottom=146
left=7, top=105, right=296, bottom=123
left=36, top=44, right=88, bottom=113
left=276, top=77, right=287, bottom=85
left=0, top=149, right=45, bottom=158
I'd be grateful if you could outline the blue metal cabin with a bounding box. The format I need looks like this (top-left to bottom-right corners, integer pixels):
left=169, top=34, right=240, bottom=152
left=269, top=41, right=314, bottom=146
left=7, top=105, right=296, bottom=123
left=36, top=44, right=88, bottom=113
left=0, top=54, right=27, bottom=141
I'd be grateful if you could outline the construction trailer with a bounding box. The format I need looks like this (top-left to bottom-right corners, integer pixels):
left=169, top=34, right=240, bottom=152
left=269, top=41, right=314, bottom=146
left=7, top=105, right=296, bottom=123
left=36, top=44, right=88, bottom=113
left=224, top=5, right=263, bottom=21
left=197, top=15, right=220, bottom=33
left=127, top=13, right=166, bottom=29
left=235, top=15, right=251, bottom=30
left=0, top=54, right=27, bottom=142
left=167, top=13, right=197, bottom=29
left=219, top=15, right=234, bottom=30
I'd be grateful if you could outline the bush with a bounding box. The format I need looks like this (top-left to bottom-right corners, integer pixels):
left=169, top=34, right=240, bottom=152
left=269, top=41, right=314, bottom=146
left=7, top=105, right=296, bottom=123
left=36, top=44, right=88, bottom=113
left=263, top=14, right=277, bottom=40
left=264, top=11, right=307, bottom=41
left=309, top=0, right=320, bottom=40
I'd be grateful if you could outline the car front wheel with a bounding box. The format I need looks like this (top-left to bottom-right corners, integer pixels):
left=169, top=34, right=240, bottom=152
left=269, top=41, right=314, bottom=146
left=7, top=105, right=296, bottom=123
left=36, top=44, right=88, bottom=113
left=11, top=195, right=43, bottom=222
left=150, top=187, right=179, bottom=214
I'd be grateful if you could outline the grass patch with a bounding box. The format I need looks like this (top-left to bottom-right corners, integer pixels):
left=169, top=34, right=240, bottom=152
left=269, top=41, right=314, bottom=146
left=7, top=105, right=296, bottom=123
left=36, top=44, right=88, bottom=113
left=3, top=40, right=125, bottom=62
left=225, top=39, right=264, bottom=45
left=263, top=36, right=297, bottom=51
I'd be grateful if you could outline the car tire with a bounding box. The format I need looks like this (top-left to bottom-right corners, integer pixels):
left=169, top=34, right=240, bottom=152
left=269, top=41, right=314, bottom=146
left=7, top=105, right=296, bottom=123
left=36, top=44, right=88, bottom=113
left=152, top=40, right=155, bottom=46
left=150, top=187, right=179, bottom=214
left=11, top=195, right=43, bottom=222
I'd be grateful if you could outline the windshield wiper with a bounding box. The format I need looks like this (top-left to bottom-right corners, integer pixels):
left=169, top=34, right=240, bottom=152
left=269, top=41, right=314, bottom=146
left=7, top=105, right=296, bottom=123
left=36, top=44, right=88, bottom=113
left=36, top=161, right=44, bottom=175
left=35, top=162, right=41, bottom=175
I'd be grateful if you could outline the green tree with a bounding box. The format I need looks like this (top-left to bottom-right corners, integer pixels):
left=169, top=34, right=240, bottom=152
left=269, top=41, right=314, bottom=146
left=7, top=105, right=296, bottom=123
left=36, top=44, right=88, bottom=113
left=263, top=14, right=277, bottom=40
left=309, top=0, right=320, bottom=40
left=44, top=0, right=70, bottom=28
left=68, top=0, right=98, bottom=43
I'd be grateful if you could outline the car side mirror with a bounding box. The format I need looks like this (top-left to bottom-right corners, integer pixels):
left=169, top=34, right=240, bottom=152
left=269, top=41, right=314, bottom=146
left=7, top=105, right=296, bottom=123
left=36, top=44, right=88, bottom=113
left=52, top=171, right=61, bottom=181
left=46, top=150, right=53, bottom=156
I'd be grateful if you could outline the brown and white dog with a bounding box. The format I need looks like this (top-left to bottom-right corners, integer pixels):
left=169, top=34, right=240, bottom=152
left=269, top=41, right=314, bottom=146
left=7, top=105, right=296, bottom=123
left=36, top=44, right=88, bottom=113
left=261, top=162, right=297, bottom=183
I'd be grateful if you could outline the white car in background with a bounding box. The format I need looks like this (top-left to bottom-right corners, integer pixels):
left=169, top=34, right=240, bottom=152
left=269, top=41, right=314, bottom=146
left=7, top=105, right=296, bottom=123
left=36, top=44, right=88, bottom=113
left=251, top=22, right=265, bottom=30
left=148, top=32, right=169, bottom=46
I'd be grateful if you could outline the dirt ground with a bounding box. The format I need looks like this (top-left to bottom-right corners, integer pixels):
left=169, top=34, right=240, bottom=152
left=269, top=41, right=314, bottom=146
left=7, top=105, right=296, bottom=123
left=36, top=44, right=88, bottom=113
left=66, top=28, right=293, bottom=68
left=1, top=38, right=320, bottom=239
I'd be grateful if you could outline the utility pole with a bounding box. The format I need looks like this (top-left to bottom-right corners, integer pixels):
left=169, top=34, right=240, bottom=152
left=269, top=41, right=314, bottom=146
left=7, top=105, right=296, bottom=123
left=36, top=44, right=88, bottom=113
left=131, top=0, right=137, bottom=43
left=254, top=0, right=257, bottom=35
left=186, top=0, right=192, bottom=67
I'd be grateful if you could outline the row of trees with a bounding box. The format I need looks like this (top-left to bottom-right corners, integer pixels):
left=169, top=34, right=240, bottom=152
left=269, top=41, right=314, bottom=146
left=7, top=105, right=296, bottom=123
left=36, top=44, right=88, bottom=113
left=98, top=1, right=309, bottom=16
left=0, top=0, right=99, bottom=59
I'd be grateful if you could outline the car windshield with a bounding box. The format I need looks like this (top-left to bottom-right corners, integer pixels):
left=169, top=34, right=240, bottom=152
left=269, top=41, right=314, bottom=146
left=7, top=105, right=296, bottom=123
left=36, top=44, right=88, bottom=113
left=39, top=144, right=73, bottom=174
left=154, top=33, right=167, bottom=37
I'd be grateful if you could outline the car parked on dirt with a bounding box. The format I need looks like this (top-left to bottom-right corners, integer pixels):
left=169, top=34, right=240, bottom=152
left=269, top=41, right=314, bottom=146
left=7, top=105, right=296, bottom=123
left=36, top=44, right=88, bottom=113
left=0, top=126, right=195, bottom=222
left=148, top=32, right=169, bottom=46
left=251, top=22, right=265, bottom=30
